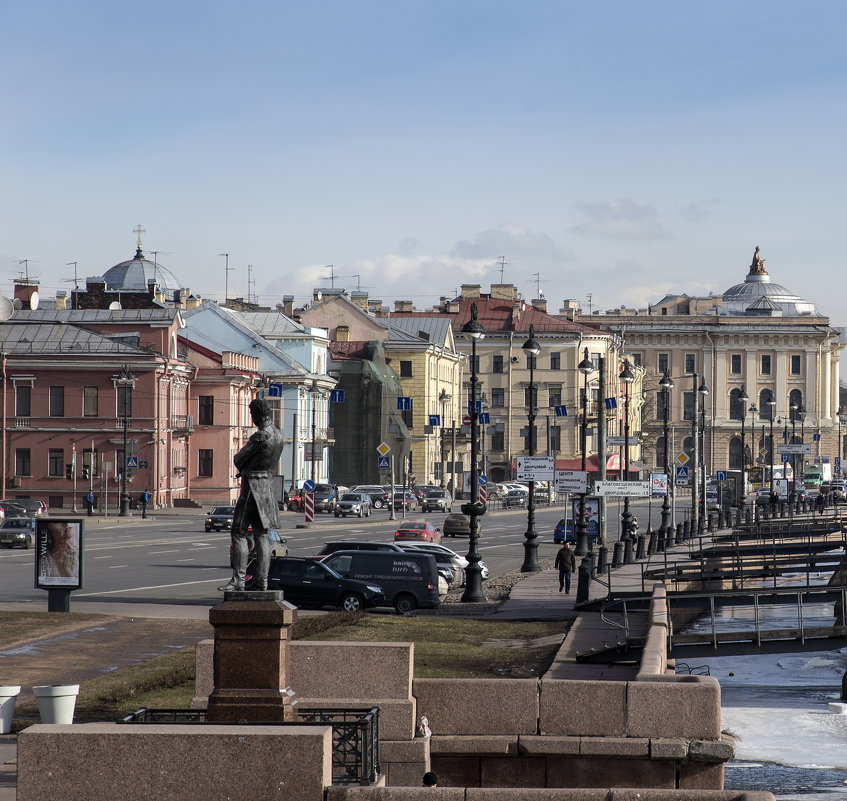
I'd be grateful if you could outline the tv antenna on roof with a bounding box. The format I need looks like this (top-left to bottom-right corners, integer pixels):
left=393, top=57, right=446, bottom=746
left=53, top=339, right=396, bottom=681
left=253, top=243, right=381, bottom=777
left=219, top=253, right=234, bottom=304
left=149, top=251, right=173, bottom=291
left=494, top=256, right=509, bottom=282
left=586, top=292, right=593, bottom=316
left=17, top=259, right=38, bottom=284
left=247, top=264, right=255, bottom=306
left=532, top=272, right=547, bottom=299
left=320, top=264, right=337, bottom=288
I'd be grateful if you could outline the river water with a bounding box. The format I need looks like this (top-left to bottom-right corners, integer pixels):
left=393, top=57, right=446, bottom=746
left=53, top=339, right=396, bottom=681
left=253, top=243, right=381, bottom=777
left=681, top=587, right=847, bottom=800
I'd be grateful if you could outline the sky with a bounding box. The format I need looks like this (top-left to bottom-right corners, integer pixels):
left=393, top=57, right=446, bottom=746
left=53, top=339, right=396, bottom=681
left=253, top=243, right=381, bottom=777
left=1, top=1, right=846, bottom=320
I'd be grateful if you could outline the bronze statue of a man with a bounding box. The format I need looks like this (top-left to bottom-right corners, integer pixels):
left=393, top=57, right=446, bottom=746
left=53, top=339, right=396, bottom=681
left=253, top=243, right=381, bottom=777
left=219, top=398, right=285, bottom=592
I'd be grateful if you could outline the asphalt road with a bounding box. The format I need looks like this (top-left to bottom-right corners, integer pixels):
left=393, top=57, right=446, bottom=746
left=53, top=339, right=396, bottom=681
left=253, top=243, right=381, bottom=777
left=0, top=497, right=668, bottom=610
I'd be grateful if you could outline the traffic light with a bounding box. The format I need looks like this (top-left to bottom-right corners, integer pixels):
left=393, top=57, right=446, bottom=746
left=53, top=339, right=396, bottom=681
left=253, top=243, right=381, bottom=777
left=82, top=466, right=90, bottom=481
left=66, top=464, right=73, bottom=480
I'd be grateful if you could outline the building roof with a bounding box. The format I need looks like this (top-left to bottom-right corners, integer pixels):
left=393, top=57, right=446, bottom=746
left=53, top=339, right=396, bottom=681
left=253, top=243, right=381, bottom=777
left=237, top=311, right=308, bottom=337
left=98, top=247, right=183, bottom=293
left=0, top=321, right=152, bottom=356
left=386, top=316, right=455, bottom=347
left=16, top=308, right=181, bottom=326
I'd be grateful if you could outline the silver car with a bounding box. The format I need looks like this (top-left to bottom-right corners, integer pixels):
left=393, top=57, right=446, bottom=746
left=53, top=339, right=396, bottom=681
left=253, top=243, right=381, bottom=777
left=334, top=492, right=372, bottom=518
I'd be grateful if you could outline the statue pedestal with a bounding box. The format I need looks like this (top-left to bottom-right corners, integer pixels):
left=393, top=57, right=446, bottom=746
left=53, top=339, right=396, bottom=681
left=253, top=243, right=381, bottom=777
left=206, top=591, right=298, bottom=722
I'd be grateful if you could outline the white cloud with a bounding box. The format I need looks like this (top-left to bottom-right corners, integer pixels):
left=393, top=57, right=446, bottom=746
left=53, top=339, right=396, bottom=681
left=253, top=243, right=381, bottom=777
left=571, top=198, right=671, bottom=241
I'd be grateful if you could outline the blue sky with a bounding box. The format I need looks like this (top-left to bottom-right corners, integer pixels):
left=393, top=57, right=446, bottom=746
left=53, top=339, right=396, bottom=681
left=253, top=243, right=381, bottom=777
left=1, top=1, right=845, bottom=319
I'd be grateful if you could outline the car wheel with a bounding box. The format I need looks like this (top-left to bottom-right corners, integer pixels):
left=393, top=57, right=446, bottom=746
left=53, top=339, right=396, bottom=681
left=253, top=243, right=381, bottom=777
left=334, top=512, right=339, bottom=517
left=394, top=593, right=417, bottom=615
left=341, top=593, right=364, bottom=613
left=373, top=500, right=383, bottom=509
left=205, top=525, right=211, bottom=532
left=23, top=535, right=32, bottom=549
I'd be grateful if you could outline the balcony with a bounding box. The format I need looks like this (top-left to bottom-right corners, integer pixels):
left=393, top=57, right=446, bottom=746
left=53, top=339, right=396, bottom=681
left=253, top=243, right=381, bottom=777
left=172, top=414, right=194, bottom=436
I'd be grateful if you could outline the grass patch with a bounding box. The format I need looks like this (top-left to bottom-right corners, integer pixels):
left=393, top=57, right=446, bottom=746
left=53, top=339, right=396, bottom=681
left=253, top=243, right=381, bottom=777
left=0, top=612, right=116, bottom=648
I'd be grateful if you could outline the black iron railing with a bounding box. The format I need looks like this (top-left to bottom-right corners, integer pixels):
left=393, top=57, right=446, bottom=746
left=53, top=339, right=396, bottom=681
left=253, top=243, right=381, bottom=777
left=120, top=706, right=380, bottom=785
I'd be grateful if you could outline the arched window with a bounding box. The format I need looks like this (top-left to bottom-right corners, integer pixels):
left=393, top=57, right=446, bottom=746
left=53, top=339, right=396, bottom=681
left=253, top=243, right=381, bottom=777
left=729, top=437, right=743, bottom=469
left=789, top=389, right=803, bottom=421
left=759, top=389, right=775, bottom=421
left=729, top=388, right=745, bottom=421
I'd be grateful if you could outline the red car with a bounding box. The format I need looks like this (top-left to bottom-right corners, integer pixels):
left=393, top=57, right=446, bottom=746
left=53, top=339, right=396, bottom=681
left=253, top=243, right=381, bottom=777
left=394, top=520, right=442, bottom=544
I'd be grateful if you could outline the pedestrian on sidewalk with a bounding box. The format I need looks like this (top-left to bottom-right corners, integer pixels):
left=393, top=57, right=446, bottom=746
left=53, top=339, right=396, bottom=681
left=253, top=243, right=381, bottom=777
left=554, top=541, right=576, bottom=593
left=85, top=490, right=95, bottom=517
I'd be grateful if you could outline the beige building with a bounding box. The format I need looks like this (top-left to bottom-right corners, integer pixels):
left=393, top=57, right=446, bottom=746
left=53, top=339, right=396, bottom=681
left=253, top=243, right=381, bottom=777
left=568, top=248, right=845, bottom=494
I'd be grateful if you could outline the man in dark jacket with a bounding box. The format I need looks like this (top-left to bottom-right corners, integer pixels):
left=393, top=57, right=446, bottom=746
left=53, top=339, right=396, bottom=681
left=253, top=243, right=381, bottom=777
left=554, top=541, right=576, bottom=593
left=219, top=398, right=285, bottom=592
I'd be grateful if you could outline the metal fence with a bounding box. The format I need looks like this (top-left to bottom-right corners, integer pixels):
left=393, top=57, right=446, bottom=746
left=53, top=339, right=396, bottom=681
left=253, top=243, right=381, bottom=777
left=120, top=706, right=380, bottom=785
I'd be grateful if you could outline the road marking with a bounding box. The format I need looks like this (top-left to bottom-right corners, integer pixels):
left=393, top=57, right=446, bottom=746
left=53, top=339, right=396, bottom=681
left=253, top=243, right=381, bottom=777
left=177, top=558, right=194, bottom=562
left=150, top=550, right=180, bottom=554
left=94, top=556, right=112, bottom=559
left=108, top=564, right=129, bottom=569
left=76, top=577, right=228, bottom=597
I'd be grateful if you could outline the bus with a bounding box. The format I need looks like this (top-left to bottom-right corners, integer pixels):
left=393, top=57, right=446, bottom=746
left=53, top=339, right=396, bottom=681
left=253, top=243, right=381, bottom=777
left=748, top=463, right=794, bottom=491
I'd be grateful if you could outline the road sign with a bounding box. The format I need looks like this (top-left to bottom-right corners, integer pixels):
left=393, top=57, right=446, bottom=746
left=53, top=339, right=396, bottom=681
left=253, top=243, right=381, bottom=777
left=462, top=414, right=472, bottom=426
left=777, top=444, right=811, bottom=454
left=139, top=461, right=148, bottom=470
left=675, top=466, right=689, bottom=480
left=813, top=433, right=821, bottom=442
left=675, top=452, right=690, bottom=467
left=837, top=464, right=842, bottom=475
left=126, top=456, right=138, bottom=469
left=397, top=397, right=411, bottom=411
left=429, top=414, right=441, bottom=426
left=605, top=398, right=617, bottom=409
left=781, top=453, right=790, bottom=463
left=330, top=389, right=345, bottom=403
left=377, top=441, right=391, bottom=456
left=377, top=456, right=390, bottom=470
left=715, top=470, right=727, bottom=481
left=303, top=479, right=316, bottom=493
left=479, top=412, right=490, bottom=425
left=479, top=475, right=488, bottom=485
left=651, top=473, right=668, bottom=496
left=516, top=456, right=555, bottom=481
left=555, top=470, right=587, bottom=493
left=594, top=480, right=650, bottom=498
left=554, top=405, right=568, bottom=417
left=268, top=382, right=283, bottom=397
left=607, top=436, right=638, bottom=446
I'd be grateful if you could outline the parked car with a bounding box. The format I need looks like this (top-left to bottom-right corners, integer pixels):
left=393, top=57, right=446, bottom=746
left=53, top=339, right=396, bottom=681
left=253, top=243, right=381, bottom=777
left=442, top=513, right=472, bottom=537
left=312, top=541, right=407, bottom=559
left=253, top=556, right=385, bottom=612
left=285, top=489, right=305, bottom=512
left=321, top=550, right=441, bottom=613
left=268, top=529, right=288, bottom=558
left=205, top=506, right=235, bottom=532
left=394, top=520, right=442, bottom=544
left=2, top=499, right=48, bottom=516
left=313, top=483, right=340, bottom=513
left=396, top=543, right=463, bottom=589
left=400, top=541, right=489, bottom=582
left=0, top=516, right=35, bottom=548
left=351, top=486, right=391, bottom=510
left=0, top=501, right=28, bottom=520
left=488, top=483, right=508, bottom=500
left=554, top=518, right=599, bottom=544
left=421, top=489, right=453, bottom=513
left=830, top=481, right=847, bottom=501
left=335, top=492, right=373, bottom=518
left=503, top=488, right=529, bottom=508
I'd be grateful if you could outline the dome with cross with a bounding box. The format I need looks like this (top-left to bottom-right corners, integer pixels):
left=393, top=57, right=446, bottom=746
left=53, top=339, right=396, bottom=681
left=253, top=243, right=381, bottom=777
left=100, top=225, right=182, bottom=294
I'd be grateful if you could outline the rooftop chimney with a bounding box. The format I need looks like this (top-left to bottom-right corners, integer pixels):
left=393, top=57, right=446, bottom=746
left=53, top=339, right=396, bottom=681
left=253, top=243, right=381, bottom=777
left=490, top=284, right=517, bottom=301
left=394, top=300, right=414, bottom=313
left=460, top=284, right=481, bottom=298
left=351, top=290, right=369, bottom=311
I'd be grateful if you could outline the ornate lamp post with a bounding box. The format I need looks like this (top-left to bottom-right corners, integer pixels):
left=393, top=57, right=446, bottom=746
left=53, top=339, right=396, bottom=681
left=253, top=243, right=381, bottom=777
left=837, top=406, right=846, bottom=472
left=439, top=389, right=450, bottom=490
left=767, top=397, right=777, bottom=496
left=698, top=380, right=709, bottom=521
left=520, top=325, right=542, bottom=572
left=619, top=359, right=635, bottom=540
left=575, top=348, right=594, bottom=556
left=117, top=364, right=136, bottom=517
left=461, top=304, right=486, bottom=601
left=658, top=370, right=674, bottom=542
left=739, top=387, right=749, bottom=502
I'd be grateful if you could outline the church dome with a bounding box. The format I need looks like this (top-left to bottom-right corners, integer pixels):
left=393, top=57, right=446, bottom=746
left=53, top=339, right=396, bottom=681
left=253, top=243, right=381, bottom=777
left=721, top=247, right=818, bottom=317
left=101, top=247, right=182, bottom=294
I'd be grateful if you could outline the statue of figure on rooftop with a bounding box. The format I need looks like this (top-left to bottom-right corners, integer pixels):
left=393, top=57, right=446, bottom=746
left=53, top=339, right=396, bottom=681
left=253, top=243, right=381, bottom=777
left=749, top=246, right=767, bottom=275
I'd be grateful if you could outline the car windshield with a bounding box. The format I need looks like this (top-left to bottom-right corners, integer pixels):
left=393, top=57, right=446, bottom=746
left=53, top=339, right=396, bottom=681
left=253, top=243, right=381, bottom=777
left=341, top=494, right=360, bottom=501
left=315, top=484, right=333, bottom=493
left=211, top=507, right=234, bottom=515
left=1, top=519, right=29, bottom=529
left=402, top=522, right=426, bottom=530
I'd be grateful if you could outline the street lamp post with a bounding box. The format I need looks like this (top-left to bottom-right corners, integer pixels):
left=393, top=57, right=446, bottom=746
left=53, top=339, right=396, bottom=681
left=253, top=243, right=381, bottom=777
left=619, top=360, right=635, bottom=546
left=658, top=371, right=674, bottom=544
left=520, top=325, right=542, bottom=573
left=439, top=389, right=450, bottom=489
left=698, top=381, right=709, bottom=524
left=117, top=364, right=136, bottom=517
left=310, top=380, right=320, bottom=485
left=461, top=303, right=486, bottom=601
left=767, top=397, right=777, bottom=497
left=739, top=386, right=749, bottom=504
left=575, top=348, right=594, bottom=556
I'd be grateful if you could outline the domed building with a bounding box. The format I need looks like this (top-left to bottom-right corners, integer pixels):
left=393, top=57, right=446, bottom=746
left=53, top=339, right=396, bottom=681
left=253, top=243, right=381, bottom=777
left=100, top=246, right=183, bottom=297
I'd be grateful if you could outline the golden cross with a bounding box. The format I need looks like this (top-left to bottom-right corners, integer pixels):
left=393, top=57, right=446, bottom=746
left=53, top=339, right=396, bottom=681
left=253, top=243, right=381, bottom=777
left=132, top=224, right=146, bottom=250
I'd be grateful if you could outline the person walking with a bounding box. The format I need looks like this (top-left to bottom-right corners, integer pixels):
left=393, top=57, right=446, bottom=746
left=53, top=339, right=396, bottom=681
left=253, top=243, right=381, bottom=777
left=554, top=540, right=576, bottom=593
left=140, top=490, right=149, bottom=519
left=85, top=490, right=95, bottom=517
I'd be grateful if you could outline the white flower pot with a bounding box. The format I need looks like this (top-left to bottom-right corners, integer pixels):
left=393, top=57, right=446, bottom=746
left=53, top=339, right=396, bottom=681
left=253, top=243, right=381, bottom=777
left=0, top=686, right=21, bottom=734
left=32, top=684, right=79, bottom=724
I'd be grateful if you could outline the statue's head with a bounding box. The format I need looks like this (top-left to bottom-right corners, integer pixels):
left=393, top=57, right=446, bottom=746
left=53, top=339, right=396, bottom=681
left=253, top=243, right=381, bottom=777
left=249, top=397, right=273, bottom=425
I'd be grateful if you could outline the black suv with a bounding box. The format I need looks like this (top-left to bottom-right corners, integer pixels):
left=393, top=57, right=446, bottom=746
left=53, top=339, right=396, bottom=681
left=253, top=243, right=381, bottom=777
left=312, top=541, right=406, bottom=559
left=313, top=483, right=340, bottom=513
left=351, top=486, right=391, bottom=510
left=250, top=557, right=385, bottom=612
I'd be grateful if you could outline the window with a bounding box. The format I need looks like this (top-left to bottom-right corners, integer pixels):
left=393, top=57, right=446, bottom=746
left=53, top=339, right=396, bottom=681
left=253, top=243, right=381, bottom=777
left=631, top=353, right=643, bottom=367
left=729, top=438, right=743, bottom=470
left=491, top=388, right=505, bottom=407
left=526, top=354, right=537, bottom=370
left=198, top=449, right=213, bottom=477
left=15, top=385, right=31, bottom=417
left=731, top=354, right=742, bottom=375
left=491, top=430, right=505, bottom=451
left=759, top=389, right=775, bottom=420
left=655, top=434, right=667, bottom=468
left=198, top=395, right=214, bottom=426
left=118, top=385, right=133, bottom=418
left=492, top=355, right=504, bottom=374
left=789, top=389, right=803, bottom=421
left=524, top=386, right=538, bottom=407
left=685, top=354, right=696, bottom=373
left=401, top=399, right=413, bottom=429
left=590, top=353, right=601, bottom=370
left=549, top=425, right=561, bottom=451
left=790, top=354, right=801, bottom=375
left=400, top=361, right=412, bottom=378
left=683, top=391, right=695, bottom=421
left=469, top=354, right=480, bottom=373
left=729, top=388, right=745, bottom=421
left=656, top=391, right=670, bottom=421
left=15, top=449, right=31, bottom=476
left=550, top=352, right=561, bottom=370
left=49, top=449, right=63, bottom=477
left=658, top=353, right=669, bottom=374
left=83, top=387, right=98, bottom=417
left=761, top=354, right=772, bottom=376
left=521, top=424, right=537, bottom=452
left=49, top=386, right=64, bottom=417
left=548, top=386, right=562, bottom=408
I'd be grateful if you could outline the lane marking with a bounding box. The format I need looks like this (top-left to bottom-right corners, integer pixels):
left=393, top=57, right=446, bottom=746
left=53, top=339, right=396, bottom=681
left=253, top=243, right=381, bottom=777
left=108, top=564, right=129, bottom=569
left=76, top=577, right=228, bottom=597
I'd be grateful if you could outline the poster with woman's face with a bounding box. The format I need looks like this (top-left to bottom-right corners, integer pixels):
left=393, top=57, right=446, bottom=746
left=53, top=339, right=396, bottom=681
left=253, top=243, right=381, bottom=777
left=35, top=519, right=83, bottom=589
left=571, top=497, right=600, bottom=537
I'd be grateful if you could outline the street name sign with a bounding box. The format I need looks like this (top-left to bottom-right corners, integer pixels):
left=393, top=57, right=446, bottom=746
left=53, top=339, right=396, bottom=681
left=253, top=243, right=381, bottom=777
left=516, top=456, right=555, bottom=481
left=607, top=436, right=638, bottom=446
left=555, top=470, right=587, bottom=493
left=594, top=480, right=650, bottom=498
left=777, top=444, right=811, bottom=454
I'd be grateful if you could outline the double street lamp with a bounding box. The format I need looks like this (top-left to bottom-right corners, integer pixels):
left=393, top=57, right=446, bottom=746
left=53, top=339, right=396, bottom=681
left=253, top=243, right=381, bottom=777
left=461, top=303, right=486, bottom=601
left=619, top=360, right=635, bottom=544
left=520, top=325, right=542, bottom=573
left=658, top=370, right=674, bottom=542
left=575, top=348, right=594, bottom=556
left=767, top=397, right=777, bottom=496
left=117, top=364, right=136, bottom=517
left=738, top=387, right=750, bottom=500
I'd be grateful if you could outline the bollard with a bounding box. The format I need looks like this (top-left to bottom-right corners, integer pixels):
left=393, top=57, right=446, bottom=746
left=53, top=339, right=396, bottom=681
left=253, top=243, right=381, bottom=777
left=780, top=503, right=786, bottom=519
left=735, top=507, right=742, bottom=528
left=596, top=544, right=608, bottom=574
left=647, top=530, right=657, bottom=555
left=746, top=506, right=752, bottom=525
left=611, top=540, right=623, bottom=568
left=683, top=519, right=690, bottom=539
left=636, top=532, right=647, bottom=559
left=585, top=549, right=597, bottom=579
left=672, top=522, right=682, bottom=546
left=698, top=516, right=705, bottom=536
left=576, top=556, right=591, bottom=605
left=707, top=513, right=715, bottom=533
left=623, top=535, right=634, bottom=564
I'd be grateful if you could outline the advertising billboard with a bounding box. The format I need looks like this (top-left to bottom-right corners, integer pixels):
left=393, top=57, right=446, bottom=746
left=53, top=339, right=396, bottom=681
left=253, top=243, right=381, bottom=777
left=35, top=519, right=83, bottom=590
